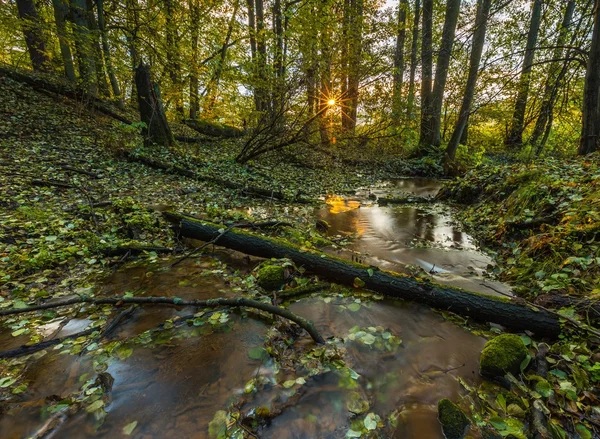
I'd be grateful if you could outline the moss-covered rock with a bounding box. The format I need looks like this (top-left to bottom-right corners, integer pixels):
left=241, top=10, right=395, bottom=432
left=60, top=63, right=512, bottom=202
left=479, top=334, right=528, bottom=380
left=257, top=265, right=286, bottom=290
left=438, top=399, right=469, bottom=439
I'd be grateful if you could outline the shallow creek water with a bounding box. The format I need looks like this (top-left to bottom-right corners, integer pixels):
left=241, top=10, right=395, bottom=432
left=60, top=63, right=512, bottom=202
left=1, top=179, right=512, bottom=438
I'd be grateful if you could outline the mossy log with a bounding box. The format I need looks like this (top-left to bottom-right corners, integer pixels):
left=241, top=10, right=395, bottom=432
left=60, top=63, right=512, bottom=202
left=164, top=212, right=562, bottom=338
left=184, top=119, right=245, bottom=138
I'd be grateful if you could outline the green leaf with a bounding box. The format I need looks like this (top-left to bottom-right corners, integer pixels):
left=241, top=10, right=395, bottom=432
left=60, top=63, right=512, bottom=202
left=123, top=421, right=138, bottom=435
left=496, top=393, right=506, bottom=412
left=85, top=400, right=104, bottom=413
left=11, top=328, right=27, bottom=337
left=283, top=379, right=296, bottom=389
left=361, top=334, right=376, bottom=345
left=367, top=268, right=374, bottom=277
left=116, top=345, right=133, bottom=360
left=0, top=377, right=16, bottom=388
left=347, top=302, right=361, bottom=312
left=363, top=413, right=379, bottom=431
left=520, top=335, right=531, bottom=346
left=520, top=354, right=531, bottom=372
left=575, top=424, right=592, bottom=439
left=248, top=347, right=266, bottom=360
left=535, top=379, right=553, bottom=398
left=353, top=277, right=365, bottom=288
left=345, top=429, right=362, bottom=438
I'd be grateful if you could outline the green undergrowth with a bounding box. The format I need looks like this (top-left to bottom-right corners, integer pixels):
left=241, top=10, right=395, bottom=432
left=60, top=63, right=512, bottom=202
left=440, top=154, right=600, bottom=300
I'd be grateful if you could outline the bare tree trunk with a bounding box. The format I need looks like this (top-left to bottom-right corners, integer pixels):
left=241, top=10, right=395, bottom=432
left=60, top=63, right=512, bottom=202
left=407, top=0, right=420, bottom=120
left=418, top=0, right=433, bottom=150
left=272, top=0, right=284, bottom=115
left=530, top=0, right=575, bottom=155
left=97, top=0, right=123, bottom=107
left=52, top=0, right=76, bottom=80
left=255, top=0, right=270, bottom=114
left=70, top=0, right=98, bottom=96
left=86, top=0, right=110, bottom=97
left=504, top=0, right=542, bottom=149
left=16, top=0, right=50, bottom=72
left=445, top=0, right=492, bottom=171
left=340, top=0, right=350, bottom=128
left=429, top=0, right=461, bottom=147
left=318, top=5, right=332, bottom=147
left=203, top=4, right=239, bottom=116
left=345, top=0, right=364, bottom=134
left=579, top=0, right=600, bottom=155
left=392, top=0, right=408, bottom=125
left=125, top=0, right=139, bottom=106
left=165, top=0, right=184, bottom=117
left=135, top=63, right=174, bottom=149
left=189, top=0, right=200, bottom=119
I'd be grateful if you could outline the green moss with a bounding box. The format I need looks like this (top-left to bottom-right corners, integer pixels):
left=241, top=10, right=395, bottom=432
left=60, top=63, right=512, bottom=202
left=438, top=398, right=469, bottom=439
left=480, top=334, right=528, bottom=379
left=257, top=265, right=286, bottom=290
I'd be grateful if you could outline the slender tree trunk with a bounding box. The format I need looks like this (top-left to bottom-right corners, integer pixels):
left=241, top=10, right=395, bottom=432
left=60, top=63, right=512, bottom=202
left=70, top=0, right=98, bottom=96
left=52, top=0, right=76, bottom=80
left=204, top=4, right=239, bottom=116
left=392, top=0, right=408, bottom=125
left=579, top=0, right=600, bottom=155
left=429, top=0, right=461, bottom=147
left=246, top=0, right=262, bottom=112
left=86, top=0, right=110, bottom=97
left=504, top=0, right=542, bottom=149
left=273, top=0, right=284, bottom=115
left=340, top=0, right=350, bottom=128
left=97, top=0, right=122, bottom=107
left=135, top=63, right=173, bottom=149
left=16, top=0, right=50, bottom=72
left=189, top=0, right=200, bottom=119
left=418, top=0, right=433, bottom=149
left=164, top=0, right=184, bottom=117
left=345, top=0, right=364, bottom=134
left=318, top=4, right=332, bottom=147
left=407, top=0, right=420, bottom=119
left=255, top=0, right=269, bottom=114
left=445, top=0, right=492, bottom=171
left=530, top=0, right=575, bottom=154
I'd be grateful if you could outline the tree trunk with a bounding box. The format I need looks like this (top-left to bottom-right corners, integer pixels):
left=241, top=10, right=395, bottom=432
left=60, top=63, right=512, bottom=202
left=255, top=0, right=269, bottom=114
left=318, top=16, right=332, bottom=147
left=392, top=0, right=408, bottom=125
left=86, top=0, right=110, bottom=97
left=429, top=0, right=461, bottom=147
left=203, top=4, right=239, bottom=117
left=164, top=0, right=184, bottom=117
left=344, top=0, right=364, bottom=134
left=340, top=0, right=350, bottom=129
left=418, top=0, right=433, bottom=149
left=135, top=63, right=174, bottom=149
left=189, top=0, right=200, bottom=119
left=70, top=0, right=98, bottom=96
left=530, top=0, right=575, bottom=155
left=97, top=0, right=123, bottom=107
left=16, top=0, right=50, bottom=72
left=579, top=0, right=600, bottom=155
left=504, top=0, right=542, bottom=149
left=407, top=0, right=420, bottom=120
left=52, top=0, right=77, bottom=81
left=165, top=212, right=562, bottom=338
left=445, top=0, right=492, bottom=170
left=272, top=0, right=285, bottom=115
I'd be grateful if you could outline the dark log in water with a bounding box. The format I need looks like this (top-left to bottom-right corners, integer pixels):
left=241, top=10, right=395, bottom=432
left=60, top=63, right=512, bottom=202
left=164, top=212, right=562, bottom=338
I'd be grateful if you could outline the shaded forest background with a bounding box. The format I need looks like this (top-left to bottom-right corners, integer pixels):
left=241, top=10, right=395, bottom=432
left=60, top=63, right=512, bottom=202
left=2, top=0, right=600, bottom=173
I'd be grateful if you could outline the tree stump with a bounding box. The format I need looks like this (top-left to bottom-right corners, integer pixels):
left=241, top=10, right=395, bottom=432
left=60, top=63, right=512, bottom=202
left=135, top=63, right=173, bottom=148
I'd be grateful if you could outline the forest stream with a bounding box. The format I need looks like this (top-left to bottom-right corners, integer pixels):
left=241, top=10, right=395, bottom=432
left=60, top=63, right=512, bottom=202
left=1, top=179, right=514, bottom=438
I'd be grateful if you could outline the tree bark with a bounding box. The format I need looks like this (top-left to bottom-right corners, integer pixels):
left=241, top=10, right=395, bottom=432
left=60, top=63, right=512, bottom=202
left=504, top=0, right=542, bottom=149
left=16, top=0, right=50, bottom=72
left=445, top=0, right=492, bottom=170
left=407, top=0, right=420, bottom=120
left=97, top=0, right=123, bottom=107
left=203, top=4, right=239, bottom=117
left=344, top=0, right=364, bottom=134
left=70, top=0, right=98, bottom=96
left=579, top=0, right=600, bottom=155
left=52, top=0, right=77, bottom=81
left=135, top=63, right=174, bottom=149
left=189, top=0, right=200, bottom=120
left=418, top=0, right=433, bottom=150
left=429, top=0, right=461, bottom=147
left=164, top=0, right=184, bottom=117
left=392, top=0, right=408, bottom=125
left=165, top=213, right=562, bottom=338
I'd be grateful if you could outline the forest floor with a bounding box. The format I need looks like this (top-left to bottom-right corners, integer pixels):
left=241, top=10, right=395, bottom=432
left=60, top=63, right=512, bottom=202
left=1, top=72, right=600, bottom=438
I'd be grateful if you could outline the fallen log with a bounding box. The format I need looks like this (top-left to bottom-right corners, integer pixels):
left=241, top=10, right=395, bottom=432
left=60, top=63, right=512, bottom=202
left=378, top=195, right=435, bottom=206
left=164, top=212, right=562, bottom=338
left=184, top=119, right=245, bottom=138
left=122, top=151, right=311, bottom=203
